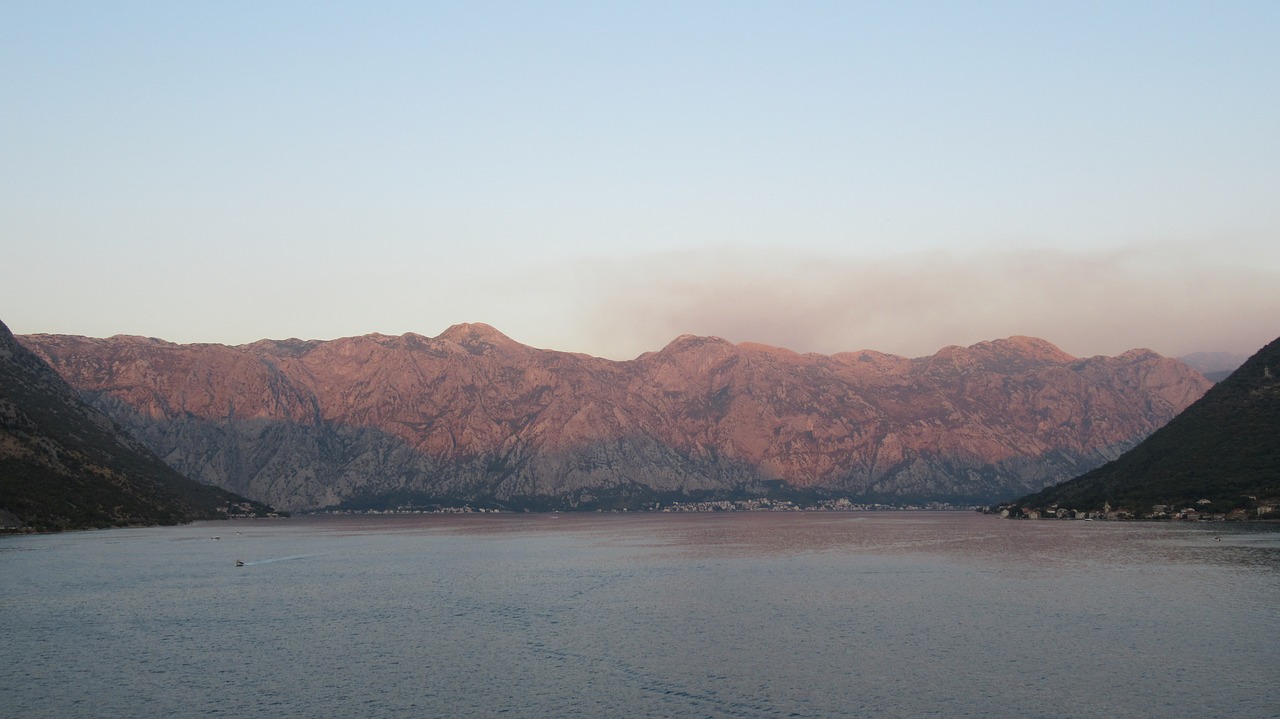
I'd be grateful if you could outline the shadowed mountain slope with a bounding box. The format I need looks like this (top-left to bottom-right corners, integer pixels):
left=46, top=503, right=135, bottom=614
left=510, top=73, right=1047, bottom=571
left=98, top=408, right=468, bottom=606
left=1007, top=335, right=1280, bottom=515
left=0, top=319, right=270, bottom=531
left=19, top=326, right=1211, bottom=511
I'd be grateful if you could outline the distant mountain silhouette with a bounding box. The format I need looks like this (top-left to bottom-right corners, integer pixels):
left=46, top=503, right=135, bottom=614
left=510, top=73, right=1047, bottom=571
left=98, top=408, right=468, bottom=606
left=1008, top=336, right=1280, bottom=516
left=1177, top=351, right=1248, bottom=383
left=0, top=319, right=271, bottom=531
left=19, top=326, right=1211, bottom=511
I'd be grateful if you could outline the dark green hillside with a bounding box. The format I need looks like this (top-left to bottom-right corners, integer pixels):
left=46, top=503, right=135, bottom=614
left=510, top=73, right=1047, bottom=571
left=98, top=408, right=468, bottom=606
left=1007, top=336, right=1280, bottom=516
left=0, top=319, right=273, bottom=532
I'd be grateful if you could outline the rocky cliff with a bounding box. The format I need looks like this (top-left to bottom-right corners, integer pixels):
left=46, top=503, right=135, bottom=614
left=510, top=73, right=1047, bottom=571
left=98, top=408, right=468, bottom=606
left=18, top=325, right=1211, bottom=511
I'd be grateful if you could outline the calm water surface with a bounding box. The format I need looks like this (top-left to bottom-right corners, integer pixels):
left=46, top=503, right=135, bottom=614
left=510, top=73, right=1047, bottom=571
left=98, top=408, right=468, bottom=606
left=2, top=512, right=1278, bottom=718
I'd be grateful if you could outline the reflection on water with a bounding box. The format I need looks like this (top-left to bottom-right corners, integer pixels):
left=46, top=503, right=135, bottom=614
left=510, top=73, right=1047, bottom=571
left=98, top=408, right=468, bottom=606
left=289, top=510, right=1280, bottom=571
left=2, top=513, right=1277, bottom=719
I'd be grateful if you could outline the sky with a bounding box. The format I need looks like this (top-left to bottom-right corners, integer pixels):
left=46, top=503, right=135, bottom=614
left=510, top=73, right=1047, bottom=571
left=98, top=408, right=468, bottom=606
left=2, top=1, right=1277, bottom=361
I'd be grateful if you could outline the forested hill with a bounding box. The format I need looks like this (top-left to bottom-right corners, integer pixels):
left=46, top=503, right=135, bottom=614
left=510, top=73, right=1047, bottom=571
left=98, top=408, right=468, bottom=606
left=1007, top=335, right=1280, bottom=517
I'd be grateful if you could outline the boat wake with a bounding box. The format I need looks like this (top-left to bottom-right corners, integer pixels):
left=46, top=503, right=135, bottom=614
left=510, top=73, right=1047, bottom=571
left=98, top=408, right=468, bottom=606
left=236, top=554, right=319, bottom=567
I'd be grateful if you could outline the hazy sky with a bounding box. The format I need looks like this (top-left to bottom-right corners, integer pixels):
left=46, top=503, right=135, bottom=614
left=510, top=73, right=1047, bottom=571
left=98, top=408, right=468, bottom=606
left=3, top=1, right=1277, bottom=360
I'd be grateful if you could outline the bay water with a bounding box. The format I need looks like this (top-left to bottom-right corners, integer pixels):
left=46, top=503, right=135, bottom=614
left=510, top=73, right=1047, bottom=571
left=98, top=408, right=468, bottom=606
left=3, top=512, right=1277, bottom=718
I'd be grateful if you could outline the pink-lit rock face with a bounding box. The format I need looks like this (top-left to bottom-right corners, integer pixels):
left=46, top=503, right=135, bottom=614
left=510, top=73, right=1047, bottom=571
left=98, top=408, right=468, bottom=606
left=20, top=325, right=1211, bottom=511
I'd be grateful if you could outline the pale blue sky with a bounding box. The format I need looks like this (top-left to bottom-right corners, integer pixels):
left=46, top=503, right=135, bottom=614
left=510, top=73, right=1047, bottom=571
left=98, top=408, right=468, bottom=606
left=3, top=1, right=1277, bottom=359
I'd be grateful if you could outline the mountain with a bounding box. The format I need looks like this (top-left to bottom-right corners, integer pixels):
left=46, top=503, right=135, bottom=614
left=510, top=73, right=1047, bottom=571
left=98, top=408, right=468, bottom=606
left=1007, top=336, right=1280, bottom=516
left=0, top=319, right=272, bottom=532
left=18, top=326, right=1211, bottom=511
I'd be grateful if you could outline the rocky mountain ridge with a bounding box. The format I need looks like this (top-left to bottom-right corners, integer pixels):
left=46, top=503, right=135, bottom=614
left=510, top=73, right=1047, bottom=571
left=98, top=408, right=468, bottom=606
left=18, top=325, right=1212, bottom=511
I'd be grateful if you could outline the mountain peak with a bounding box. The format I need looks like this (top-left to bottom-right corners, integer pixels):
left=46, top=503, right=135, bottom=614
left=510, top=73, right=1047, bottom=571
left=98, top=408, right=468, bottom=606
left=975, top=336, right=1075, bottom=362
left=436, top=323, right=515, bottom=345
left=921, top=336, right=1076, bottom=374
left=434, top=323, right=523, bottom=357
left=1117, top=348, right=1161, bottom=362
left=659, top=334, right=734, bottom=353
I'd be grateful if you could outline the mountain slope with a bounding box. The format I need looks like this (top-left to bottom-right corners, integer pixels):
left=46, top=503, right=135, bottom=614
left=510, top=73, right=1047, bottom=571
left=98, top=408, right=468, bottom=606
left=19, top=326, right=1211, bottom=511
left=1008, top=336, right=1280, bottom=514
left=0, top=319, right=271, bottom=531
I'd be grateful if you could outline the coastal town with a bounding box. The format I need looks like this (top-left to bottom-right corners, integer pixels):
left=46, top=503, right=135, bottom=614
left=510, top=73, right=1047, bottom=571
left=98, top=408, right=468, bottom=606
left=312, top=498, right=975, bottom=515
left=235, top=496, right=1280, bottom=521
left=994, top=499, right=1278, bottom=521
